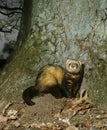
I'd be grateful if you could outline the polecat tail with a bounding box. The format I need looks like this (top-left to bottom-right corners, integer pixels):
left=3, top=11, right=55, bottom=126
left=22, top=86, right=39, bottom=105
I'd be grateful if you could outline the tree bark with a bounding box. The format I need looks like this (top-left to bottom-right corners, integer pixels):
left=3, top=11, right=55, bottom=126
left=0, top=0, right=107, bottom=108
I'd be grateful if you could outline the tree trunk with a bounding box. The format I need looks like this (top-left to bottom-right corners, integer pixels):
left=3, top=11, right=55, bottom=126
left=0, top=0, right=107, bottom=108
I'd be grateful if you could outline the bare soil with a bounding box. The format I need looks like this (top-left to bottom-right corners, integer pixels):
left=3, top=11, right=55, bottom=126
left=0, top=93, right=107, bottom=130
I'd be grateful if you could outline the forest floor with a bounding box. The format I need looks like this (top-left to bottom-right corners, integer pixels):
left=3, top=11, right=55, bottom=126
left=0, top=92, right=107, bottom=130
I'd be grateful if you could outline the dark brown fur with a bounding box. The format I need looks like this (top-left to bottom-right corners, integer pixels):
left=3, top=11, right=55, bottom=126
left=23, top=59, right=84, bottom=105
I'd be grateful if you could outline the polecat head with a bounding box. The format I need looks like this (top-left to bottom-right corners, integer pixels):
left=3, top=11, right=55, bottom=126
left=66, top=59, right=83, bottom=73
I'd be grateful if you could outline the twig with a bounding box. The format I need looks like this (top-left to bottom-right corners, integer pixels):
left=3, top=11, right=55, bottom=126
left=2, top=102, right=12, bottom=116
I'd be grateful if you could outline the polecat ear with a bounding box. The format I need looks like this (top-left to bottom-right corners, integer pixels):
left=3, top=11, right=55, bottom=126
left=66, top=59, right=71, bottom=71
left=66, top=59, right=71, bottom=65
left=78, top=61, right=82, bottom=66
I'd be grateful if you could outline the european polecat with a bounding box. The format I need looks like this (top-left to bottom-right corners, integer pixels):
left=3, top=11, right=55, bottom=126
left=23, top=59, right=84, bottom=105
